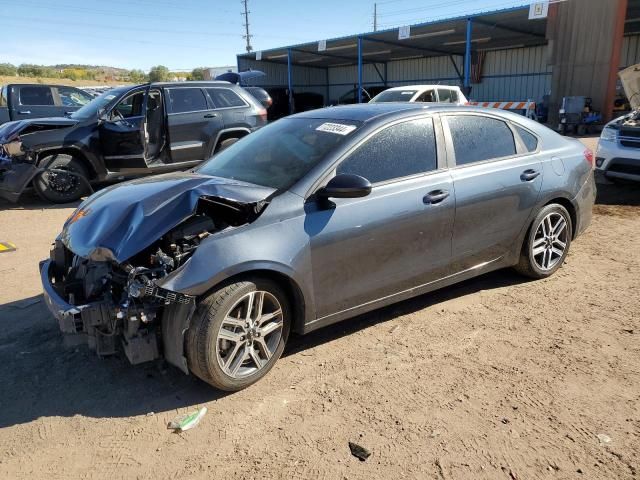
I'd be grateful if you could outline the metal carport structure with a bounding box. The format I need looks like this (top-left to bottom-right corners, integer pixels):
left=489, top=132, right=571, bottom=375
left=237, top=5, right=548, bottom=112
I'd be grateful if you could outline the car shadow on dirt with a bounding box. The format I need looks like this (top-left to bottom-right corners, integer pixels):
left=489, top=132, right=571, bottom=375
left=0, top=193, right=82, bottom=211
left=0, top=268, right=529, bottom=428
left=595, top=181, right=639, bottom=207
left=0, top=295, right=226, bottom=429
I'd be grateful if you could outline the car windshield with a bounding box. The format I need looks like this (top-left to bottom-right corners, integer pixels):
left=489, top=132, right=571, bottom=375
left=70, top=87, right=130, bottom=119
left=370, top=89, right=418, bottom=103
left=197, top=118, right=361, bottom=189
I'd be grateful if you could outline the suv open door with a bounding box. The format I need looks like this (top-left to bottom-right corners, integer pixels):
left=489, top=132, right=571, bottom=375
left=99, top=86, right=150, bottom=169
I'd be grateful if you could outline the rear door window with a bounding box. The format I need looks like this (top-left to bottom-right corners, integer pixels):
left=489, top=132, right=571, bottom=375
left=19, top=86, right=54, bottom=106
left=206, top=88, right=247, bottom=108
left=55, top=86, right=92, bottom=107
left=447, top=115, right=516, bottom=166
left=415, top=90, right=436, bottom=102
left=449, top=89, right=459, bottom=103
left=337, top=118, right=437, bottom=183
left=515, top=125, right=539, bottom=152
left=167, top=88, right=208, bottom=114
left=437, top=89, right=452, bottom=103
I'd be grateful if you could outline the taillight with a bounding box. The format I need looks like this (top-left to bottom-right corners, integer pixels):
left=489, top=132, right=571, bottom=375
left=257, top=108, right=267, bottom=123
left=583, top=148, right=594, bottom=168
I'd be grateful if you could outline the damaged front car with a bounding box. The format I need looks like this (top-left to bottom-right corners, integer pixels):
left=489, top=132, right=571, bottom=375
left=41, top=172, right=277, bottom=375
left=596, top=63, right=640, bottom=182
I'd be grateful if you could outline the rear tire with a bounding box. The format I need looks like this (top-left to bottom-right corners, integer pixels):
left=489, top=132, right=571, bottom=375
left=514, top=204, right=572, bottom=279
left=33, top=154, right=89, bottom=203
left=186, top=278, right=290, bottom=391
left=216, top=137, right=239, bottom=153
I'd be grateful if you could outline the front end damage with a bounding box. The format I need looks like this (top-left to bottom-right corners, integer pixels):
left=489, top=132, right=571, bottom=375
left=0, top=119, right=77, bottom=202
left=40, top=175, right=275, bottom=371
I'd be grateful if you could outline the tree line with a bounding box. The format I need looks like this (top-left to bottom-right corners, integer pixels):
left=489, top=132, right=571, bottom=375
left=0, top=63, right=210, bottom=83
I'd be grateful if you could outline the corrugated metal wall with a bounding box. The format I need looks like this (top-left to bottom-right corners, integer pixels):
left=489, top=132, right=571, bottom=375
left=237, top=57, right=328, bottom=97
left=472, top=45, right=552, bottom=101
left=620, top=34, right=640, bottom=67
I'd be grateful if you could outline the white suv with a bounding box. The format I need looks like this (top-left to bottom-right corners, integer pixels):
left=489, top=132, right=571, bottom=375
left=596, top=64, right=640, bottom=182
left=369, top=85, right=468, bottom=105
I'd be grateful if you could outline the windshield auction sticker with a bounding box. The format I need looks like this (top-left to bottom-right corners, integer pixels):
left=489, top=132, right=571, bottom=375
left=316, top=123, right=357, bottom=135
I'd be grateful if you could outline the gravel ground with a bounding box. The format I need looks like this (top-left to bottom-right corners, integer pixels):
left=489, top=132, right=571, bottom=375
left=0, top=138, right=638, bottom=479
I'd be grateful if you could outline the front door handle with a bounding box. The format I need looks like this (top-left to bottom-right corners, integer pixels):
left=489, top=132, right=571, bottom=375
left=204, top=113, right=218, bottom=118
left=423, top=189, right=450, bottom=204
left=521, top=169, right=540, bottom=181
left=17, top=110, right=31, bottom=115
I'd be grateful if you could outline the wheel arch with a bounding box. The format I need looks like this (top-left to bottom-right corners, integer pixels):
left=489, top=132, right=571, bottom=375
left=543, top=196, right=578, bottom=239
left=37, top=147, right=98, bottom=180
left=198, top=267, right=308, bottom=335
left=211, top=128, right=251, bottom=154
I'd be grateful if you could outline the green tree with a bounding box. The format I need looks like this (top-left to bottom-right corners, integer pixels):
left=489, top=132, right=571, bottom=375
left=128, top=69, right=147, bottom=83
left=189, top=67, right=206, bottom=81
left=0, top=63, right=17, bottom=76
left=148, top=65, right=170, bottom=82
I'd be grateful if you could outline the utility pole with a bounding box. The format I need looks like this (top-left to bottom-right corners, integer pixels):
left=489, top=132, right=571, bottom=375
left=241, top=0, right=253, bottom=53
left=373, top=2, right=377, bottom=31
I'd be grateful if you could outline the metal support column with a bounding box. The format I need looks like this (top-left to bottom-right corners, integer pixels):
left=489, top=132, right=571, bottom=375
left=357, top=35, right=363, bottom=103
left=464, top=18, right=473, bottom=90
left=287, top=48, right=294, bottom=115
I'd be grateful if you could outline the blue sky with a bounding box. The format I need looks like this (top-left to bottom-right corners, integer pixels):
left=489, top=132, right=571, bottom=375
left=2, top=0, right=527, bottom=71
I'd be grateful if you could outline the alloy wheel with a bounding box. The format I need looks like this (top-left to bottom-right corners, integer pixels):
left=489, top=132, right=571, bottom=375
left=215, top=290, right=284, bottom=379
left=531, top=212, right=568, bottom=271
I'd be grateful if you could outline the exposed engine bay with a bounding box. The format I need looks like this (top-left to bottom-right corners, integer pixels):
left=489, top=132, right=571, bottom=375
left=45, top=194, right=268, bottom=365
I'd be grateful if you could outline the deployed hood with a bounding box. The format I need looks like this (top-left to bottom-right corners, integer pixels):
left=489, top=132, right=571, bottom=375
left=620, top=63, right=640, bottom=111
left=0, top=117, right=79, bottom=142
left=60, top=172, right=276, bottom=263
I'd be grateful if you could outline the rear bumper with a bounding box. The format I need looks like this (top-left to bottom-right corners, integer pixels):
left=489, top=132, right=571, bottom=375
left=572, top=172, right=596, bottom=238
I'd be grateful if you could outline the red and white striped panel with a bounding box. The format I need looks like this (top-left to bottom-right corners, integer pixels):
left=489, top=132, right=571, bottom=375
left=468, top=101, right=536, bottom=111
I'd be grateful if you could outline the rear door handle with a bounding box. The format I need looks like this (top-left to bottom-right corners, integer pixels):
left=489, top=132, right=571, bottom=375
left=423, top=189, right=450, bottom=204
left=17, top=110, right=31, bottom=115
left=204, top=113, right=218, bottom=118
left=520, top=169, right=540, bottom=181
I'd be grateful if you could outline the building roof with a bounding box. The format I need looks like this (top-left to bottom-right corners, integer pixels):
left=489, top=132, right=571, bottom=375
left=237, top=5, right=548, bottom=68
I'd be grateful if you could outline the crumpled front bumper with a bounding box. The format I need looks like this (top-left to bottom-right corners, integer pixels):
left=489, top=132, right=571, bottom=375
left=0, top=159, right=38, bottom=202
left=39, top=258, right=112, bottom=335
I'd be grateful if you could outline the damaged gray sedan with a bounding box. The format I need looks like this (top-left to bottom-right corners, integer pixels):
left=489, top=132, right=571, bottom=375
left=41, top=104, right=595, bottom=391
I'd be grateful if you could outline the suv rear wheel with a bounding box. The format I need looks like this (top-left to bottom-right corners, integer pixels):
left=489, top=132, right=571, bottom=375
left=186, top=278, right=290, bottom=391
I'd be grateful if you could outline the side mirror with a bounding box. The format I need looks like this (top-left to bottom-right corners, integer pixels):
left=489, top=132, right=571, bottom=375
left=317, top=173, right=372, bottom=200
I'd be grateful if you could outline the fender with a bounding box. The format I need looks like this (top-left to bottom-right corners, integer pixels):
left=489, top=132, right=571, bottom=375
left=36, top=145, right=104, bottom=179
left=209, top=127, right=252, bottom=156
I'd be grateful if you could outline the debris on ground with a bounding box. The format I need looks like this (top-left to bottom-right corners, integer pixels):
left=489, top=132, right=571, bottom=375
left=348, top=441, right=371, bottom=461
left=167, top=407, right=207, bottom=432
left=597, top=433, right=612, bottom=445
left=0, top=242, right=16, bottom=253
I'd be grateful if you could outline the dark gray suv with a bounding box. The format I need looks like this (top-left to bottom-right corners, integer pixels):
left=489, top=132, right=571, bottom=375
left=40, top=103, right=595, bottom=391
left=0, top=81, right=267, bottom=203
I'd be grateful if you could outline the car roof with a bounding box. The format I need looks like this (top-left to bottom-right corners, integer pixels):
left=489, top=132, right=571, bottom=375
left=383, top=85, right=461, bottom=91
left=149, top=81, right=231, bottom=88
left=290, top=103, right=534, bottom=124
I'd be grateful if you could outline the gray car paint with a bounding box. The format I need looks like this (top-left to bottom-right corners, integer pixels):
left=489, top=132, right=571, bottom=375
left=156, top=105, right=595, bottom=342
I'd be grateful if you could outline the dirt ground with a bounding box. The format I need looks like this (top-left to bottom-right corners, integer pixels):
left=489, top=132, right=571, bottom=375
left=0, top=137, right=638, bottom=479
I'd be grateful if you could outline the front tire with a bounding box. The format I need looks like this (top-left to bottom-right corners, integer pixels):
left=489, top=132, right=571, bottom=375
left=186, top=278, right=290, bottom=391
left=514, top=204, right=573, bottom=279
left=33, top=154, right=89, bottom=203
